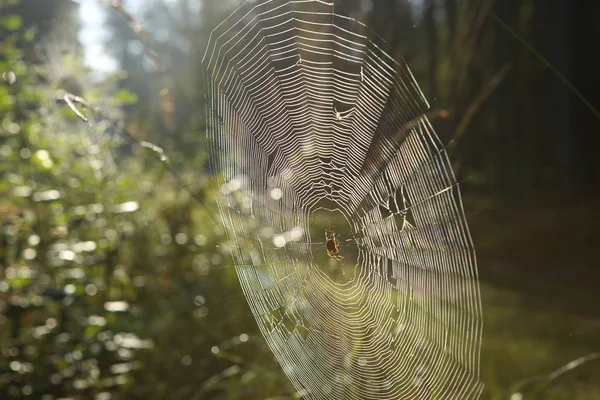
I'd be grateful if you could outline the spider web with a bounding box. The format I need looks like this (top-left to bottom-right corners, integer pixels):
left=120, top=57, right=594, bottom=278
left=202, top=1, right=483, bottom=398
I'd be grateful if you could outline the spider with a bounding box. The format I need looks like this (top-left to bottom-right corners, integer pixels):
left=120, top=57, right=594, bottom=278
left=325, top=229, right=343, bottom=261
left=333, top=107, right=344, bottom=124
left=333, top=107, right=355, bottom=124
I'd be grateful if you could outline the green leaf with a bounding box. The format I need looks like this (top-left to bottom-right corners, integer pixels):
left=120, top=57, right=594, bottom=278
left=8, top=276, right=29, bottom=289
left=23, top=27, right=37, bottom=42
left=114, top=88, right=139, bottom=105
left=0, top=15, right=22, bottom=31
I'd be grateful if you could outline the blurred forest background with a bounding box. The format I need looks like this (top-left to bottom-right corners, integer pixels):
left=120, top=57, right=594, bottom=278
left=0, top=0, right=599, bottom=399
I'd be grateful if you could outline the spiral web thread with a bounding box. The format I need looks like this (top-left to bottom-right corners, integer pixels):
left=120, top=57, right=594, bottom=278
left=202, top=1, right=483, bottom=398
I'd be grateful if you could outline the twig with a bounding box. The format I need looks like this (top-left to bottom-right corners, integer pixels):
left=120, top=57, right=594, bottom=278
left=58, top=91, right=171, bottom=165
left=502, top=352, right=600, bottom=399
left=399, top=108, right=449, bottom=135
left=62, top=92, right=99, bottom=123
left=449, top=63, right=512, bottom=155
left=489, top=10, right=600, bottom=121
left=139, top=141, right=169, bottom=163
left=100, top=0, right=168, bottom=72
left=57, top=91, right=219, bottom=224
left=452, top=0, right=493, bottom=98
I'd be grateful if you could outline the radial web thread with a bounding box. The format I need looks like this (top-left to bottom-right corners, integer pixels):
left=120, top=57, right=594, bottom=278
left=202, top=1, right=483, bottom=398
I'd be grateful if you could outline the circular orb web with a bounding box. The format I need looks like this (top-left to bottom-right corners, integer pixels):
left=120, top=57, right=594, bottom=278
left=202, top=1, right=483, bottom=399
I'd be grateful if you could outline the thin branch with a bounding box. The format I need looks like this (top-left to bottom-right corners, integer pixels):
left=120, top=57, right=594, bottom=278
left=58, top=91, right=171, bottom=166
left=62, top=92, right=98, bottom=123
left=139, top=141, right=169, bottom=163
left=100, top=0, right=168, bottom=72
left=489, top=10, right=600, bottom=121
left=503, top=352, right=600, bottom=399
left=449, top=63, right=512, bottom=155
left=396, top=108, right=449, bottom=138
left=452, top=0, right=493, bottom=98
left=57, top=91, right=218, bottom=224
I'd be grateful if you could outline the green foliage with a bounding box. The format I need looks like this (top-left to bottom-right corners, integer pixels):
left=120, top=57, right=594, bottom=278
left=113, top=88, right=138, bottom=106
left=0, top=3, right=296, bottom=399
left=1, top=25, right=152, bottom=398
left=0, top=15, right=22, bottom=31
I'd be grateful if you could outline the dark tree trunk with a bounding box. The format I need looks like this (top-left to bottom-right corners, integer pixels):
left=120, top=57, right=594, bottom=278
left=424, top=0, right=438, bottom=101
left=572, top=1, right=600, bottom=194
left=445, top=0, right=457, bottom=38
left=492, top=1, right=519, bottom=202
left=546, top=0, right=574, bottom=194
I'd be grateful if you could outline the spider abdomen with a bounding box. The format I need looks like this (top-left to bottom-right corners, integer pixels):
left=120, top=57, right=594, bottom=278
left=326, top=240, right=337, bottom=253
